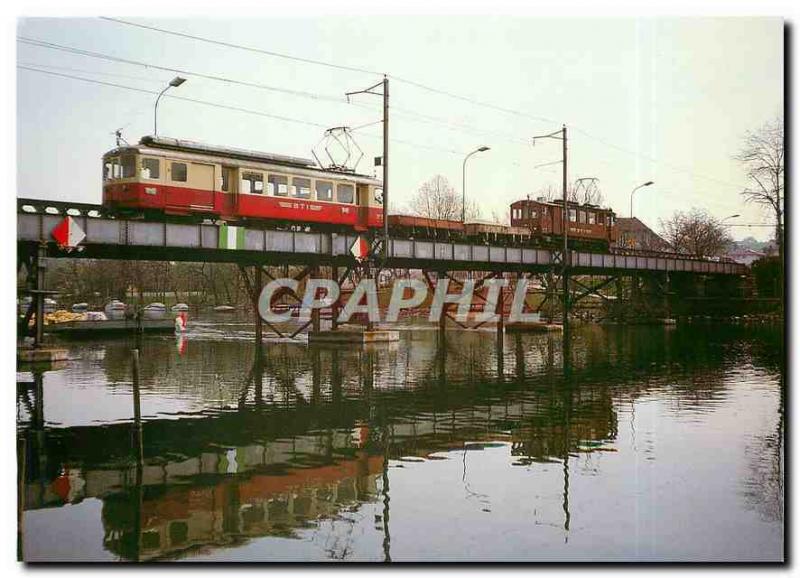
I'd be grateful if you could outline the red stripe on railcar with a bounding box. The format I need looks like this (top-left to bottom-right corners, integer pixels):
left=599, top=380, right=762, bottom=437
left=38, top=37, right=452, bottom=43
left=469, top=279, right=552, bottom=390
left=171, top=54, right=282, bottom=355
left=103, top=182, right=383, bottom=229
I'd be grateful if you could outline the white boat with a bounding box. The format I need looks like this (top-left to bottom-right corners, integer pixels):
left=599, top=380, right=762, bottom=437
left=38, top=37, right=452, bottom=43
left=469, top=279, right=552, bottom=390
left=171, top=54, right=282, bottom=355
left=171, top=303, right=190, bottom=312
left=213, top=305, right=236, bottom=312
left=143, top=302, right=167, bottom=320
left=104, top=300, right=127, bottom=320
left=71, top=302, right=89, bottom=313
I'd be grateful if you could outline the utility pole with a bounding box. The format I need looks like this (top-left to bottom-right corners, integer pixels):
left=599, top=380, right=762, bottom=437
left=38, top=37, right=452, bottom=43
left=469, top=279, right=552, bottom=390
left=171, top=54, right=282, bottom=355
left=383, top=76, right=389, bottom=252
left=532, top=125, right=569, bottom=331
left=347, top=76, right=389, bottom=256
left=561, top=125, right=568, bottom=264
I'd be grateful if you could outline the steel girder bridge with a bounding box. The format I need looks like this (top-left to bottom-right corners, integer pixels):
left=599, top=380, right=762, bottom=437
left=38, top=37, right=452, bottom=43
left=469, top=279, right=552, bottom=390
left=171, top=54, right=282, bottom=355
left=17, top=198, right=748, bottom=347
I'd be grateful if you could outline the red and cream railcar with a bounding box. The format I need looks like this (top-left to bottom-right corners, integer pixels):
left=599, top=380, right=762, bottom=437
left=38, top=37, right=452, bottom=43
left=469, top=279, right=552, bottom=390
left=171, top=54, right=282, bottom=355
left=102, top=136, right=384, bottom=231
left=510, top=198, right=617, bottom=250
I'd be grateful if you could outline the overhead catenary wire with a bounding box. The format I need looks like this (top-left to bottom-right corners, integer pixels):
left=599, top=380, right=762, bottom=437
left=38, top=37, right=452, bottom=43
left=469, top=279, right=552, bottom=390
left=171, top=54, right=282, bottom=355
left=96, top=16, right=749, bottom=191
left=18, top=37, right=355, bottom=106
left=99, top=17, right=384, bottom=77
left=17, top=65, right=469, bottom=158
left=18, top=36, right=535, bottom=149
left=21, top=33, right=753, bottom=193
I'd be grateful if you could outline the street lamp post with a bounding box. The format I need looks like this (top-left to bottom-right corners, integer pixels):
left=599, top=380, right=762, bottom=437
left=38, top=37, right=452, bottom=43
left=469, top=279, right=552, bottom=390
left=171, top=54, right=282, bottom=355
left=462, top=146, right=490, bottom=223
left=629, top=180, right=654, bottom=218
left=154, top=77, right=187, bottom=137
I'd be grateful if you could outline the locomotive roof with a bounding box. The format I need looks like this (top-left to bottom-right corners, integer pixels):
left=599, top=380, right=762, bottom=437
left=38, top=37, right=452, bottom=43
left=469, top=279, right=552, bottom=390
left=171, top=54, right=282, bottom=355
left=512, top=197, right=614, bottom=213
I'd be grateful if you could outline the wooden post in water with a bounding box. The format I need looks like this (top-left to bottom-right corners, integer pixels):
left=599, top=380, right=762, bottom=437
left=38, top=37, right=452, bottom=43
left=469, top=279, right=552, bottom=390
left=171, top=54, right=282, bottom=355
left=130, top=348, right=144, bottom=562
left=331, top=266, right=339, bottom=331
left=131, top=349, right=144, bottom=465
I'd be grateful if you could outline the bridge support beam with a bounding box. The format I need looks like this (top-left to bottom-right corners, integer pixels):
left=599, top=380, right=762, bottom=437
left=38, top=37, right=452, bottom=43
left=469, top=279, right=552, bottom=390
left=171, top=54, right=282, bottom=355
left=254, top=266, right=263, bottom=346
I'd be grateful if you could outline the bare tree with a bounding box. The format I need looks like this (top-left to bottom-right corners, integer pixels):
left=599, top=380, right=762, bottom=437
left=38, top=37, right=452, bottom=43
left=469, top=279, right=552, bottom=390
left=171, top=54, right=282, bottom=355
left=659, top=208, right=733, bottom=257
left=407, top=175, right=482, bottom=220
left=735, top=116, right=784, bottom=265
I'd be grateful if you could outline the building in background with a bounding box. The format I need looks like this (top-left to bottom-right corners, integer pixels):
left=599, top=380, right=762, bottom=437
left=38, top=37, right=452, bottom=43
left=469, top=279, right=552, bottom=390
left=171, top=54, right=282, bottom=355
left=724, top=247, right=767, bottom=266
left=615, top=217, right=670, bottom=251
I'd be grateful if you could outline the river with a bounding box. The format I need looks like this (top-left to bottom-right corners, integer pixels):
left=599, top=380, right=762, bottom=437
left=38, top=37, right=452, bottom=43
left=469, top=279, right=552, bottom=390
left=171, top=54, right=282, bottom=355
left=16, top=319, right=784, bottom=562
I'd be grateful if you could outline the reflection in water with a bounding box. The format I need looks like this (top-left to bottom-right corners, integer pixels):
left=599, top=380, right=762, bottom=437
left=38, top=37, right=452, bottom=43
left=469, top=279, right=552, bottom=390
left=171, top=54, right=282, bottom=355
left=17, top=323, right=783, bottom=562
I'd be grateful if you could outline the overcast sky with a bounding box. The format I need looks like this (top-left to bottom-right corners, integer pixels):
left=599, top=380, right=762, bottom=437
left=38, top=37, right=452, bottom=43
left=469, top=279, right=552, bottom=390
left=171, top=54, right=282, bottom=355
left=16, top=16, right=783, bottom=240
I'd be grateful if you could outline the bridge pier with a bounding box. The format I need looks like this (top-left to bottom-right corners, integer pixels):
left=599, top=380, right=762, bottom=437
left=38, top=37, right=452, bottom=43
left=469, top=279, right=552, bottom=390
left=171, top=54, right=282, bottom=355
left=254, top=266, right=263, bottom=346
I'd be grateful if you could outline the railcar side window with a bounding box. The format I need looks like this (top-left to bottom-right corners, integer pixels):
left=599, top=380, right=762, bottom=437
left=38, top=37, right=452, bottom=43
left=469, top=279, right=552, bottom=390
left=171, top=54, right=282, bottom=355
left=121, top=155, right=136, bottom=178
left=316, top=181, right=333, bottom=201
left=588, top=212, right=596, bottom=225
left=337, top=183, right=354, bottom=204
left=292, top=177, right=311, bottom=199
left=569, top=208, right=577, bottom=222
left=171, top=162, right=188, bottom=182
left=141, top=158, right=160, bottom=179
left=578, top=210, right=587, bottom=224
left=530, top=210, right=538, bottom=220
left=241, top=172, right=264, bottom=194
left=269, top=175, right=289, bottom=196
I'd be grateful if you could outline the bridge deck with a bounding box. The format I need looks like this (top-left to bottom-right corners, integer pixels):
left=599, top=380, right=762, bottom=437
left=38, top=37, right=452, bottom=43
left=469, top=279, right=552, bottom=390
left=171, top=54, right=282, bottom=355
left=17, top=209, right=746, bottom=275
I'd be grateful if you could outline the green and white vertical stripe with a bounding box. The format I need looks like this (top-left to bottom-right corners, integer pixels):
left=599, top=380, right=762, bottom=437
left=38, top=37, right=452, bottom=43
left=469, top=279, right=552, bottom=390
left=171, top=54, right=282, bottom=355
left=218, top=223, right=246, bottom=250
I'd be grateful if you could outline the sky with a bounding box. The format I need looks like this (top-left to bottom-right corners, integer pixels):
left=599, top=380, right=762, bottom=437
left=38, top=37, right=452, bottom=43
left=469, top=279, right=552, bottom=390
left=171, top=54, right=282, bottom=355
left=16, top=16, right=783, bottom=240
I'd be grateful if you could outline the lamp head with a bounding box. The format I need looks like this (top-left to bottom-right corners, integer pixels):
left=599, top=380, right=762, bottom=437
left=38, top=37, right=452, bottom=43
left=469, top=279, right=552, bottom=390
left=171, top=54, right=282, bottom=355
left=478, top=146, right=490, bottom=152
left=643, top=180, right=654, bottom=186
left=169, top=77, right=187, bottom=88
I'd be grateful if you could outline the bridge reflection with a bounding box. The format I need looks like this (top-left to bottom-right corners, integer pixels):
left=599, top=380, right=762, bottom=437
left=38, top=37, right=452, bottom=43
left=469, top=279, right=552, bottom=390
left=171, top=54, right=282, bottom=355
left=18, top=324, right=760, bottom=561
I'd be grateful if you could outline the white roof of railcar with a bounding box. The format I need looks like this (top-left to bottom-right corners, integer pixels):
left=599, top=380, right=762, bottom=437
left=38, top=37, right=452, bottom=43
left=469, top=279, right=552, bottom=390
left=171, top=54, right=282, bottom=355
left=103, top=136, right=381, bottom=184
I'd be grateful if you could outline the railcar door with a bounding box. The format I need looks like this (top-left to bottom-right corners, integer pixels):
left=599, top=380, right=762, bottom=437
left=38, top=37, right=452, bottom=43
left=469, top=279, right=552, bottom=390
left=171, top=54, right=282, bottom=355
left=356, top=183, right=370, bottom=230
left=188, top=162, right=215, bottom=211
left=218, top=166, right=237, bottom=217
left=166, top=160, right=214, bottom=213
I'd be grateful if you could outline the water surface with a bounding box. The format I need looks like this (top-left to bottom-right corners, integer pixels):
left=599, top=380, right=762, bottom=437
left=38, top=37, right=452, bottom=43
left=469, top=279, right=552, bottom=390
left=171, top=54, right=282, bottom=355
left=17, top=321, right=784, bottom=562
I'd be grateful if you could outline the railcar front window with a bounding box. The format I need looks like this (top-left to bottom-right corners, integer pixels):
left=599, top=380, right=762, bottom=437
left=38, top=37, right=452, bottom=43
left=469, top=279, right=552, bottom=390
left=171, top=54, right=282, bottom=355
left=316, top=181, right=333, bottom=201
left=269, top=175, right=289, bottom=196
left=374, top=188, right=383, bottom=205
left=292, top=178, right=311, bottom=199
left=141, top=158, right=160, bottom=179
left=171, top=162, right=187, bottom=182
left=120, top=155, right=136, bottom=178
left=337, top=183, right=354, bottom=204
left=103, top=159, right=116, bottom=181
